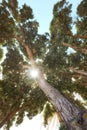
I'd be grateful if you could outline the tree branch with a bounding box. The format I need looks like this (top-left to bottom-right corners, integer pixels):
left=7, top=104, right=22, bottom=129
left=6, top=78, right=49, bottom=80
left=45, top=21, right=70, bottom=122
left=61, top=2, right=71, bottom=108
left=16, top=36, right=35, bottom=66
left=70, top=67, right=87, bottom=76
left=63, top=43, right=87, bottom=55
left=74, top=35, right=87, bottom=40
left=67, top=33, right=87, bottom=40
left=0, top=98, right=33, bottom=128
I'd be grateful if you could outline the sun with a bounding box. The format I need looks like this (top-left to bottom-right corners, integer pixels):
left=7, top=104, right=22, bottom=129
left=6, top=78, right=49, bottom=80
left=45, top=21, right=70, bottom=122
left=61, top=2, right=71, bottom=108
left=30, top=68, right=39, bottom=78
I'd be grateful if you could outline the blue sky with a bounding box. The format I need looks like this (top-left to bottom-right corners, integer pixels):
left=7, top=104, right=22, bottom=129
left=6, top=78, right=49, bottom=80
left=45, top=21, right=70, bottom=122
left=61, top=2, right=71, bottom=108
left=18, top=0, right=58, bottom=34
left=0, top=0, right=82, bottom=34
left=18, top=0, right=82, bottom=34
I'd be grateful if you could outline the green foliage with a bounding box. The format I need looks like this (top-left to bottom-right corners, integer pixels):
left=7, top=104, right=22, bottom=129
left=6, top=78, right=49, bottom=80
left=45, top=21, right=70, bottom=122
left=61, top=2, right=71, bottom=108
left=46, top=0, right=87, bottom=105
left=0, top=5, right=15, bottom=44
left=77, top=0, right=87, bottom=17
left=43, top=102, right=55, bottom=125
left=0, top=45, right=47, bottom=128
left=59, top=123, right=67, bottom=130
left=50, top=0, right=72, bottom=43
left=16, top=111, right=24, bottom=125
left=0, top=0, right=87, bottom=129
left=20, top=4, right=33, bottom=22
left=0, top=48, right=3, bottom=60
left=76, top=0, right=87, bottom=35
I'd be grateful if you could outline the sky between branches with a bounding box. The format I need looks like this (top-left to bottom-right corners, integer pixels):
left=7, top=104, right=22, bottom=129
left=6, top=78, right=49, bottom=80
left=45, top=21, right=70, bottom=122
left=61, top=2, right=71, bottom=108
left=18, top=0, right=82, bottom=34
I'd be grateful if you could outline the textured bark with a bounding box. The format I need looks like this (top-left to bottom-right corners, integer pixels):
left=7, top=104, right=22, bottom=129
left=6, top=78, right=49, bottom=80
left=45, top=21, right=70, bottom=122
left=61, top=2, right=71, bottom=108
left=37, top=74, right=87, bottom=130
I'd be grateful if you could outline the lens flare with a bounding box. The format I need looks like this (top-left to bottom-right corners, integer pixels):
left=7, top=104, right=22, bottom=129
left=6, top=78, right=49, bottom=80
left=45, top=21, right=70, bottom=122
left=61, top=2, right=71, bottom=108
left=30, top=68, right=39, bottom=78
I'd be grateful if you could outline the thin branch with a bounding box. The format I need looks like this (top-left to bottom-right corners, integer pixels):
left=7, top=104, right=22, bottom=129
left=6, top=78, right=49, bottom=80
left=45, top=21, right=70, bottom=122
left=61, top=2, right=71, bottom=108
left=74, top=35, right=87, bottom=40
left=0, top=99, right=32, bottom=128
left=70, top=67, right=87, bottom=77
left=67, top=33, right=87, bottom=40
left=16, top=36, right=35, bottom=66
left=63, top=43, right=87, bottom=55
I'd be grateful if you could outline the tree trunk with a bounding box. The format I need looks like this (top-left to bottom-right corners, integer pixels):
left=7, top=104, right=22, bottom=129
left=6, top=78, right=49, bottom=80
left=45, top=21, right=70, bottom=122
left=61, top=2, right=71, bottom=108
left=37, top=74, right=87, bottom=130
left=18, top=38, right=87, bottom=130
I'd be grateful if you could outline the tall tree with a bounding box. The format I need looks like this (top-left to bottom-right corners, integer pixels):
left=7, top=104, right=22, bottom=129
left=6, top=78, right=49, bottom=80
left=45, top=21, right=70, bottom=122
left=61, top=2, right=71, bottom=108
left=0, top=0, right=87, bottom=130
left=49, top=0, right=87, bottom=104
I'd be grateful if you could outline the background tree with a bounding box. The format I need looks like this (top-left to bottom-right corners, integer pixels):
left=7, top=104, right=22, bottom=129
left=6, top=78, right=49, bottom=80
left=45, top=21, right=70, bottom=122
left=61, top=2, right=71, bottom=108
left=0, top=0, right=87, bottom=130
left=49, top=0, right=87, bottom=104
left=49, top=0, right=87, bottom=128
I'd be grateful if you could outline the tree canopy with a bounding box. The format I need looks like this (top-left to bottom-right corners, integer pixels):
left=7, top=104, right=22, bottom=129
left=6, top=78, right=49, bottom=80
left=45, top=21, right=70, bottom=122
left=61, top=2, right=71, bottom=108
left=0, top=0, right=87, bottom=129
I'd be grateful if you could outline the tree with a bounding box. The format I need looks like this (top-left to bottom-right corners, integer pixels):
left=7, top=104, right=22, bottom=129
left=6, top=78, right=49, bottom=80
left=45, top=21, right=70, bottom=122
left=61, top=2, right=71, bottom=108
left=0, top=0, right=87, bottom=130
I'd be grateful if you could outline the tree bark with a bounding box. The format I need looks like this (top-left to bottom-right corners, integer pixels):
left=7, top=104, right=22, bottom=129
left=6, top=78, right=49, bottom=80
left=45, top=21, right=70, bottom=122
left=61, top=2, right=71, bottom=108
left=70, top=67, right=87, bottom=77
left=37, top=74, right=87, bottom=130
left=68, top=33, right=87, bottom=40
left=63, top=42, right=87, bottom=55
